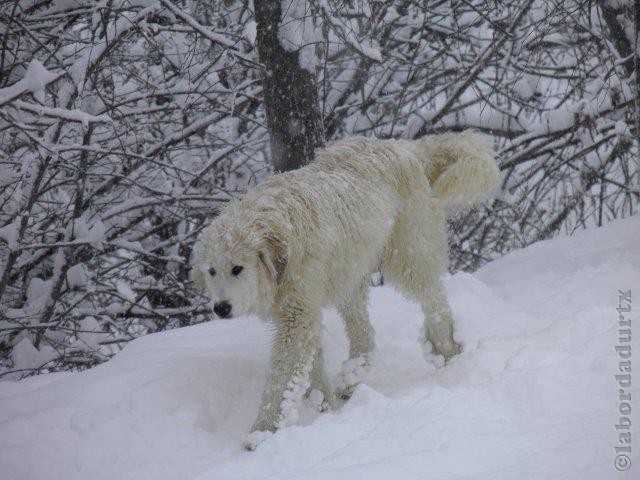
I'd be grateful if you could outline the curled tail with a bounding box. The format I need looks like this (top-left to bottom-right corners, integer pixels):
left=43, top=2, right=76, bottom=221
left=418, top=130, right=501, bottom=214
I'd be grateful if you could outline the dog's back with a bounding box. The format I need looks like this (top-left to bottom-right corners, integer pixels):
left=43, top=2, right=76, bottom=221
left=234, top=131, right=500, bottom=304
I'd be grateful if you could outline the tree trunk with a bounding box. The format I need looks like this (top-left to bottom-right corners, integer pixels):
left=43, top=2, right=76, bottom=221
left=597, top=0, right=639, bottom=192
left=254, top=0, right=325, bottom=172
left=598, top=0, right=635, bottom=78
left=633, top=0, right=640, bottom=158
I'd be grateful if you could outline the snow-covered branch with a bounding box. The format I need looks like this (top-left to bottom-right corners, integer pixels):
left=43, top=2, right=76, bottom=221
left=0, top=0, right=636, bottom=378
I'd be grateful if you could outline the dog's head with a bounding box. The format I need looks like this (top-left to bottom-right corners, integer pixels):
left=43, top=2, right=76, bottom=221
left=192, top=211, right=287, bottom=319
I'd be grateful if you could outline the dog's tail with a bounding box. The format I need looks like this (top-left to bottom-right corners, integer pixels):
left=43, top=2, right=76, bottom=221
left=417, top=130, right=501, bottom=214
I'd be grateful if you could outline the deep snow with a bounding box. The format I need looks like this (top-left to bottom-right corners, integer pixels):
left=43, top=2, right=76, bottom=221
left=1, top=216, right=638, bottom=480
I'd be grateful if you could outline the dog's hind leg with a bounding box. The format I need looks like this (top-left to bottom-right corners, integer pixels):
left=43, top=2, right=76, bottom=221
left=385, top=258, right=461, bottom=363
left=382, top=194, right=462, bottom=363
left=335, top=277, right=375, bottom=399
left=417, top=277, right=461, bottom=362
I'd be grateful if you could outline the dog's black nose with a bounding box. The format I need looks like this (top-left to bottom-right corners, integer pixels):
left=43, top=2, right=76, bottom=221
left=213, top=301, right=232, bottom=318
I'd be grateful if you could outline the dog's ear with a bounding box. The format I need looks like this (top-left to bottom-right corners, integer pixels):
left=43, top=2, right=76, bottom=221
left=191, top=265, right=206, bottom=289
left=258, top=235, right=287, bottom=285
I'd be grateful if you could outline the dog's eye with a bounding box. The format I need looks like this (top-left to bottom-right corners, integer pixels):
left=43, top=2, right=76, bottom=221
left=231, top=265, right=243, bottom=276
left=208, top=267, right=216, bottom=276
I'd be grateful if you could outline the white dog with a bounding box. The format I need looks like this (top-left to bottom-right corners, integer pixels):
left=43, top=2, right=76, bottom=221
left=192, top=131, right=500, bottom=449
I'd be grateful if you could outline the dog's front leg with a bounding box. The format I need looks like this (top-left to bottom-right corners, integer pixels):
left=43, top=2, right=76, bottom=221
left=245, top=302, right=317, bottom=449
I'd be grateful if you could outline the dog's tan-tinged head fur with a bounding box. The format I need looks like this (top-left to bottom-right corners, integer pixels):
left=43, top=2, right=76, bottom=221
left=192, top=201, right=288, bottom=319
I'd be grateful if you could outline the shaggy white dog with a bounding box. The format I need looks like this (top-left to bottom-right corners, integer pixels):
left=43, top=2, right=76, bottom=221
left=192, top=131, right=500, bottom=449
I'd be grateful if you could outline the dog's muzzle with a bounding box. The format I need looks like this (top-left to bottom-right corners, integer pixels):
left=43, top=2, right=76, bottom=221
left=213, top=301, right=232, bottom=318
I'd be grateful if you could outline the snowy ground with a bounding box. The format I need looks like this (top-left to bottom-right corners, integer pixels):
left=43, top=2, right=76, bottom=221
left=1, top=216, right=638, bottom=480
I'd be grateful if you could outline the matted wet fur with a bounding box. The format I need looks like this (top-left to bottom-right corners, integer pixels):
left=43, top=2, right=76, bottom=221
left=192, top=130, right=501, bottom=449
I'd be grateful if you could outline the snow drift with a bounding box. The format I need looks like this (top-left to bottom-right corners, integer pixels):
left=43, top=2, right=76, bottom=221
left=1, top=216, right=638, bottom=480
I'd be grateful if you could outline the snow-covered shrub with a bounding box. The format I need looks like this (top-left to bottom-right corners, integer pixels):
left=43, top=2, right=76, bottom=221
left=0, top=0, right=267, bottom=376
left=0, top=0, right=637, bottom=377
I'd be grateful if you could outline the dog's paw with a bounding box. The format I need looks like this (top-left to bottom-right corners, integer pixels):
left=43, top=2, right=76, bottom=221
left=438, top=338, right=462, bottom=363
left=243, top=430, right=273, bottom=451
left=335, top=383, right=357, bottom=400
left=424, top=338, right=462, bottom=365
left=445, top=341, right=463, bottom=362
left=307, top=388, right=333, bottom=412
left=335, top=355, right=370, bottom=400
